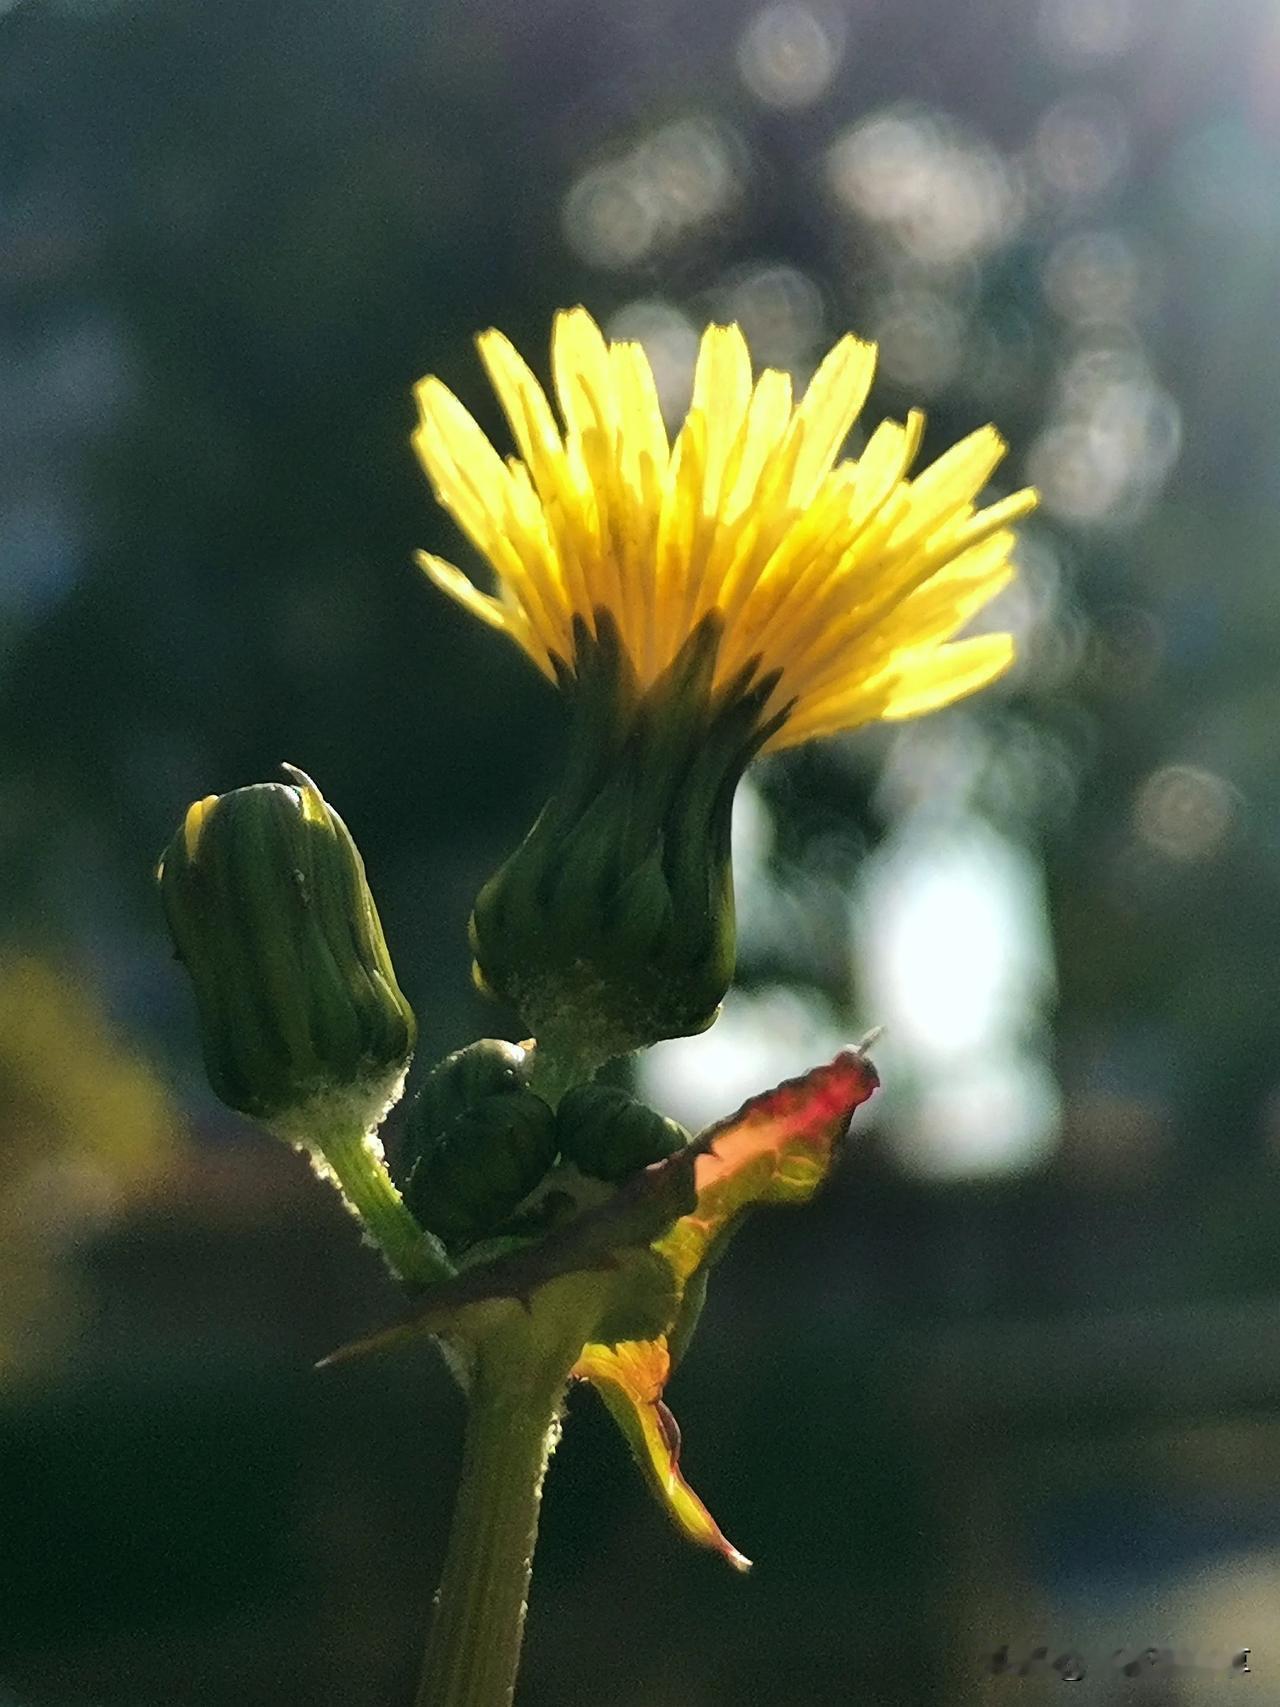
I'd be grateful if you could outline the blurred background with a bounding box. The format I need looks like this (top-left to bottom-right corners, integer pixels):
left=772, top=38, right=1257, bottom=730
left=3, top=0, right=1280, bottom=1700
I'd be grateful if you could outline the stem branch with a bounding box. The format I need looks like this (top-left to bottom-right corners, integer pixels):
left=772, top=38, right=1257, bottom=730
left=316, top=1123, right=453, bottom=1290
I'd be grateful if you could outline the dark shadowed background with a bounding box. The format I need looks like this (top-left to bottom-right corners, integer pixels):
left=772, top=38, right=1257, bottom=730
left=4, top=0, right=1280, bottom=1701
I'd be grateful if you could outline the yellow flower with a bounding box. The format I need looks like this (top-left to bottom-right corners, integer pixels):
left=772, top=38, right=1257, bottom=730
left=412, top=307, right=1036, bottom=752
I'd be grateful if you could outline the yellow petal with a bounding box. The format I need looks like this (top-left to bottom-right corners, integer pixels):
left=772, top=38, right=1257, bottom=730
left=788, top=334, right=877, bottom=506
left=890, top=424, right=1007, bottom=552
left=477, top=328, right=565, bottom=482
left=552, top=305, right=617, bottom=444
left=414, top=550, right=552, bottom=676
left=414, top=550, right=507, bottom=630
left=721, top=366, right=793, bottom=524
left=688, top=322, right=754, bottom=511
left=610, top=339, right=669, bottom=501
left=412, top=313, right=1036, bottom=745
left=880, top=631, right=1016, bottom=720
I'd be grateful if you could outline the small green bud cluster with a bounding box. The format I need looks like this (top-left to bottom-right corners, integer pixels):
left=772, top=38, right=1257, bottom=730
left=556, top=1084, right=686, bottom=1181
left=400, top=1041, right=689, bottom=1253
left=402, top=1042, right=557, bottom=1248
left=158, top=767, right=415, bottom=1135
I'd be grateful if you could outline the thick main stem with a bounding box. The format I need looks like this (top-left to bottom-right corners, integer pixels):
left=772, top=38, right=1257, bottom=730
left=416, top=1334, right=567, bottom=1707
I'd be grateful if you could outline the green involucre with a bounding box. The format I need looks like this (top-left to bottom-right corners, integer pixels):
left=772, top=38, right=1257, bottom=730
left=469, top=610, right=787, bottom=1065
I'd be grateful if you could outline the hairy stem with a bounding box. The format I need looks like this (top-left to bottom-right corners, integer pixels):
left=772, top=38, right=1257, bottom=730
left=415, top=1328, right=571, bottom=1707
left=313, top=1122, right=453, bottom=1290
left=526, top=1039, right=600, bottom=1109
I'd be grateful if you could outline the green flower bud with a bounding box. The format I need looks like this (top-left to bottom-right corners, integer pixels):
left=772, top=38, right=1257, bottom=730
left=405, top=1087, right=557, bottom=1250
left=400, top=1038, right=531, bottom=1181
left=470, top=611, right=786, bottom=1066
left=556, top=1083, right=688, bottom=1182
left=157, top=766, right=416, bottom=1136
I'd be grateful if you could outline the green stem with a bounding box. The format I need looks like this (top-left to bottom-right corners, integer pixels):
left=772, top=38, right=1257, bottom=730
left=316, top=1122, right=453, bottom=1290
left=416, top=1331, right=570, bottom=1707
left=526, top=1040, right=600, bottom=1110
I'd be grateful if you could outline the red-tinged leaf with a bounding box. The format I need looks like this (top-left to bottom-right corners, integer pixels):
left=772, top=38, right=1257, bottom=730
left=575, top=1339, right=752, bottom=1573
left=655, top=1047, right=879, bottom=1287
left=573, top=1047, right=879, bottom=1565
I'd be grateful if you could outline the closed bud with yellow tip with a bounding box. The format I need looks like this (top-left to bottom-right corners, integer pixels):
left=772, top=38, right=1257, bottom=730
left=157, top=766, right=417, bottom=1139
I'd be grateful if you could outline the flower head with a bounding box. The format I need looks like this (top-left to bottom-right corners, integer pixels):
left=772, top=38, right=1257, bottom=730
left=413, top=310, right=1035, bottom=1060
left=413, top=307, right=1036, bottom=751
